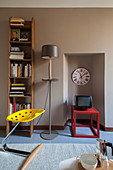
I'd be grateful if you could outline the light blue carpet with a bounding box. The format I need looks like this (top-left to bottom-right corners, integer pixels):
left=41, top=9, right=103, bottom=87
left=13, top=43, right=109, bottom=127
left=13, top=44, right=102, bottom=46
left=0, top=143, right=96, bottom=170
left=0, top=123, right=113, bottom=144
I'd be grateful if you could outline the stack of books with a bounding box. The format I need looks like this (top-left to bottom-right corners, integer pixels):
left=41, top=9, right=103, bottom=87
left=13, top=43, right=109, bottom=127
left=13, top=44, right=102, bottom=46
left=10, top=51, right=24, bottom=59
left=10, top=83, right=26, bottom=96
left=10, top=17, right=24, bottom=26
left=11, top=63, right=32, bottom=77
left=9, top=103, right=31, bottom=114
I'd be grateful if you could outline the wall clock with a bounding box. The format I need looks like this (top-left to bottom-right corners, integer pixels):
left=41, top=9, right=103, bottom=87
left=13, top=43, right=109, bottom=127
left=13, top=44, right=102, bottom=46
left=72, top=68, right=90, bottom=86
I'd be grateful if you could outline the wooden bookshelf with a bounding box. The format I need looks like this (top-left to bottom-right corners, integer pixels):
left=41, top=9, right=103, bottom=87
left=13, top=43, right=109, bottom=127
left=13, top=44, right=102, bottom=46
left=6, top=18, right=35, bottom=137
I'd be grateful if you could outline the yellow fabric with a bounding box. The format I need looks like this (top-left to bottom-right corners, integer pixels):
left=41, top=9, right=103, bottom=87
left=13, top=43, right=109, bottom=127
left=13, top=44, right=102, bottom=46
left=7, top=109, right=45, bottom=123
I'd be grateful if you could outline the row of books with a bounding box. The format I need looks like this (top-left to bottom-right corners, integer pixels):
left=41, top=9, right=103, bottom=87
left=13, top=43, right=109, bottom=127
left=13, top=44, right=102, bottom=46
left=10, top=17, right=24, bottom=26
left=10, top=51, right=24, bottom=59
left=11, top=63, right=32, bottom=77
left=10, top=83, right=25, bottom=96
left=9, top=103, right=31, bottom=115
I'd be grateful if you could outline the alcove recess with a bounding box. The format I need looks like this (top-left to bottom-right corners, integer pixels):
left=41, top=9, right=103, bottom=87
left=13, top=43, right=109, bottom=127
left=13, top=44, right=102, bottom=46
left=63, top=53, right=105, bottom=127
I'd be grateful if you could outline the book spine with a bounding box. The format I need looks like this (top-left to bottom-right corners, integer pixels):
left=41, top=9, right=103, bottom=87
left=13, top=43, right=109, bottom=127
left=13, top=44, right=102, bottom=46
left=13, top=64, right=15, bottom=77
left=19, top=104, right=21, bottom=111
left=9, top=103, right=12, bottom=115
left=20, top=64, right=22, bottom=77
left=13, top=103, right=16, bottom=113
left=16, top=103, right=19, bottom=112
left=29, top=64, right=32, bottom=77
left=11, top=64, right=13, bottom=77
left=24, top=65, right=27, bottom=77
left=15, top=64, right=18, bottom=77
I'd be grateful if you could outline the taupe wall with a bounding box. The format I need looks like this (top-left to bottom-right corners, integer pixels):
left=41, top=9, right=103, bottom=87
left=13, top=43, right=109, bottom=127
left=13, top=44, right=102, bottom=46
left=0, top=8, right=113, bottom=127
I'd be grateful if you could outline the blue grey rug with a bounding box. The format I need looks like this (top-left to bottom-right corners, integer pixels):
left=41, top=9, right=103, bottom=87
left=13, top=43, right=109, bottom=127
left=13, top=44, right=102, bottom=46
left=0, top=143, right=96, bottom=170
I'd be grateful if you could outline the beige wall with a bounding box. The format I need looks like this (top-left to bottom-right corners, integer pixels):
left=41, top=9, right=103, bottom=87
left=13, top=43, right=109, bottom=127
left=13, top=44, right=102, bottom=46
left=0, top=8, right=113, bottom=127
left=0, top=0, right=113, bottom=8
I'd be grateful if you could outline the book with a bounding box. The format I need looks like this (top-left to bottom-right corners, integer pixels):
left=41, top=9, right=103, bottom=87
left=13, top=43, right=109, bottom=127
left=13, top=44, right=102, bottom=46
left=10, top=23, right=24, bottom=26
left=10, top=51, right=24, bottom=55
left=15, top=63, right=18, bottom=77
left=19, top=38, right=28, bottom=41
left=20, top=64, right=22, bottom=77
left=13, top=103, right=16, bottom=113
left=11, top=87, right=25, bottom=90
left=10, top=55, right=24, bottom=59
left=11, top=83, right=25, bottom=86
left=10, top=91, right=24, bottom=94
left=11, top=63, right=13, bottom=77
left=16, top=103, right=19, bottom=112
left=10, top=94, right=24, bottom=96
left=9, top=103, right=13, bottom=115
left=24, top=65, right=28, bottom=77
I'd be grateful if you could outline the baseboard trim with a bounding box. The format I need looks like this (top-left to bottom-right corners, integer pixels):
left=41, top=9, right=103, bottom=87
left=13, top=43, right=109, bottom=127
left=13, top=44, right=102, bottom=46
left=0, top=124, right=65, bottom=131
left=0, top=119, right=112, bottom=131
left=105, top=127, right=113, bottom=131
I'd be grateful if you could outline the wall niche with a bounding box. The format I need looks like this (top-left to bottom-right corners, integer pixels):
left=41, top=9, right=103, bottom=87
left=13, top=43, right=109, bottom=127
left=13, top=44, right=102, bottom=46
left=63, top=53, right=105, bottom=127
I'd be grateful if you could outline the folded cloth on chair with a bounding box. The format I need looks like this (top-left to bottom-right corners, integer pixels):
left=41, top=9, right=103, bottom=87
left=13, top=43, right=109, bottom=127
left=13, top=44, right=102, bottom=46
left=59, top=157, right=79, bottom=170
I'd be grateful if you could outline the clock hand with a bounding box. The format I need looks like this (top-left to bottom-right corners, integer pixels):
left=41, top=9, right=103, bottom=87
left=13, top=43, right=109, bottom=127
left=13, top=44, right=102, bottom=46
left=81, top=72, right=88, bottom=78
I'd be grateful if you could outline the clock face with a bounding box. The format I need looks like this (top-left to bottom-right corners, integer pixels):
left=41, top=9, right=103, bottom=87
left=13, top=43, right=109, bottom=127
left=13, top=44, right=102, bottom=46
left=72, top=68, right=90, bottom=86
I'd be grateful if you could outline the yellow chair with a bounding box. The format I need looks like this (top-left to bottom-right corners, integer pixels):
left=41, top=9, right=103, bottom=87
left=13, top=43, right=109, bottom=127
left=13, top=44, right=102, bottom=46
left=1, top=109, right=45, bottom=156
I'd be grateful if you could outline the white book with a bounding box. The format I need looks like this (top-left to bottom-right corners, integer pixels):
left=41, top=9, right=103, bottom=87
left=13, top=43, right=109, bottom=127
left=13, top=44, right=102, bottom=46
left=15, top=64, right=18, bottom=77
left=10, top=91, right=24, bottom=94
left=10, top=23, right=24, bottom=26
left=11, top=87, right=25, bottom=90
left=24, top=65, right=28, bottom=77
left=11, top=64, right=13, bottom=77
left=10, top=94, right=24, bottom=96
left=10, top=55, right=24, bottom=59
left=13, top=65, right=15, bottom=77
left=9, top=103, right=13, bottom=115
left=27, top=103, right=30, bottom=109
left=19, top=38, right=28, bottom=41
left=29, top=64, right=32, bottom=77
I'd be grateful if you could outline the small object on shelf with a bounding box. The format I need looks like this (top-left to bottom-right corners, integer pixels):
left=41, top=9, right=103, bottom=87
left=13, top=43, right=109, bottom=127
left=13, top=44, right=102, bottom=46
left=20, top=31, right=31, bottom=41
left=11, top=29, right=20, bottom=41
left=9, top=51, right=24, bottom=59
left=10, top=17, right=24, bottom=26
left=10, top=47, right=20, bottom=52
left=19, top=38, right=28, bottom=41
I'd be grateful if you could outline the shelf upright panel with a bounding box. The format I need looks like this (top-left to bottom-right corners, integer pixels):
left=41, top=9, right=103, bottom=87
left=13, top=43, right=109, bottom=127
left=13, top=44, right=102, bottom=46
left=30, top=17, right=35, bottom=137
left=6, top=18, right=12, bottom=135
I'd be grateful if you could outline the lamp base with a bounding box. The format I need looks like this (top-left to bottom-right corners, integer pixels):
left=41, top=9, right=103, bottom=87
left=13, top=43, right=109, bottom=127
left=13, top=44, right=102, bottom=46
left=40, top=130, right=58, bottom=140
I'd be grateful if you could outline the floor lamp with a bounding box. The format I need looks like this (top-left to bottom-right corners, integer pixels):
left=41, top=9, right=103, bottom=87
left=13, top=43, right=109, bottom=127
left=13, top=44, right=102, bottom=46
left=40, top=45, right=59, bottom=140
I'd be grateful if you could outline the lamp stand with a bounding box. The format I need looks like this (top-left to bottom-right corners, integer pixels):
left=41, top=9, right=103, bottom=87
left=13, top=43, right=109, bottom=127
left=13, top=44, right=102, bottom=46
left=40, top=58, right=58, bottom=140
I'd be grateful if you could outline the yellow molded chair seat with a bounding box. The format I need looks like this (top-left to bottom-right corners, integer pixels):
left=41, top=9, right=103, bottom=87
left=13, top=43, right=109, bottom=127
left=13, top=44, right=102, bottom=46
left=7, top=109, right=45, bottom=123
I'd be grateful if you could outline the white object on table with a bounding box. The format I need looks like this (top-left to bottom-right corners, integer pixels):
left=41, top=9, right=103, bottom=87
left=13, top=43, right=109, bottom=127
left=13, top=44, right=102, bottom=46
left=59, top=157, right=79, bottom=170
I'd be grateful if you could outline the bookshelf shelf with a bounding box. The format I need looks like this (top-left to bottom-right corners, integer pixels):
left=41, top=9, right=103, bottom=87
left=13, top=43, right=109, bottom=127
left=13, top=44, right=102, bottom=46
left=9, top=59, right=32, bottom=61
left=7, top=17, right=35, bottom=137
left=9, top=95, right=31, bottom=98
left=10, top=24, right=31, bottom=30
left=10, top=41, right=32, bottom=45
left=9, top=77, right=32, bottom=79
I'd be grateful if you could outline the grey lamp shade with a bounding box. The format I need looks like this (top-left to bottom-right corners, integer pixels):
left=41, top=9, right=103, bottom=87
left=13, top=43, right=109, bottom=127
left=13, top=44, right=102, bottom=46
left=42, top=45, right=58, bottom=59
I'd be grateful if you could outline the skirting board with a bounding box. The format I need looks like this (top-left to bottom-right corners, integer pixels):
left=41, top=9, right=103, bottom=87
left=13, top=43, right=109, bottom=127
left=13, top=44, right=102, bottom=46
left=0, top=119, right=113, bottom=131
